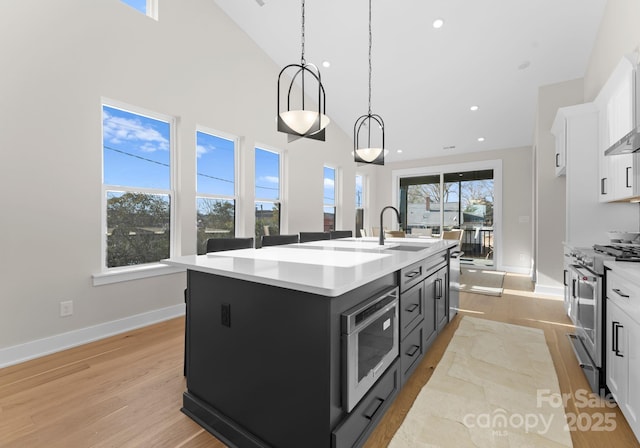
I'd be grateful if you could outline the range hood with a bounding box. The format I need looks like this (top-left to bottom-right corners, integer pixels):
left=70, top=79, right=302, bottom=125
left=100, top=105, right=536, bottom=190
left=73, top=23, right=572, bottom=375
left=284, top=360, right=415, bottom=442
left=604, top=127, right=640, bottom=155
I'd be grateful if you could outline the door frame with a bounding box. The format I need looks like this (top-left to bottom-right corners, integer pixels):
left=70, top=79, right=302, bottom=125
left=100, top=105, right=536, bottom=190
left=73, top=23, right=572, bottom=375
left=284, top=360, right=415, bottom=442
left=391, top=159, right=503, bottom=271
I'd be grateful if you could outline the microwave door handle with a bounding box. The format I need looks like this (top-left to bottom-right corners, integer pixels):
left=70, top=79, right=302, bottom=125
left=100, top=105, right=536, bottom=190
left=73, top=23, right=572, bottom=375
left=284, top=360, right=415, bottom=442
left=352, top=300, right=398, bottom=333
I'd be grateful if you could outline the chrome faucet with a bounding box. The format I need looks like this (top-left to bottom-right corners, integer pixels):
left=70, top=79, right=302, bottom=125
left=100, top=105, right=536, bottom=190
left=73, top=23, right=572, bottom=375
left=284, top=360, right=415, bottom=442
left=379, top=206, right=402, bottom=245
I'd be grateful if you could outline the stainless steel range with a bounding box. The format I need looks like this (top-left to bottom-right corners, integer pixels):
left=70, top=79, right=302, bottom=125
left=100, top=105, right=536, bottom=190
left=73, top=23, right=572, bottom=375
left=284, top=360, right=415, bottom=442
left=564, top=243, right=640, bottom=393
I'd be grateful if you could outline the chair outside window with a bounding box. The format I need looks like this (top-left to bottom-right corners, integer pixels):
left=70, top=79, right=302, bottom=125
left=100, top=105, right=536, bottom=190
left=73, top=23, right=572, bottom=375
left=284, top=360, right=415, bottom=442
left=299, top=232, right=331, bottom=243
left=261, top=234, right=299, bottom=247
left=442, top=229, right=464, bottom=250
left=330, top=230, right=353, bottom=239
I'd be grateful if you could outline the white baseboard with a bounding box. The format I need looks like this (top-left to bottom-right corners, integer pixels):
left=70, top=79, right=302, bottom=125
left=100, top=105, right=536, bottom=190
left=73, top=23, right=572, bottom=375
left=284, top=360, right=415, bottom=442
left=534, top=284, right=564, bottom=297
left=499, top=264, right=533, bottom=276
left=0, top=304, right=185, bottom=369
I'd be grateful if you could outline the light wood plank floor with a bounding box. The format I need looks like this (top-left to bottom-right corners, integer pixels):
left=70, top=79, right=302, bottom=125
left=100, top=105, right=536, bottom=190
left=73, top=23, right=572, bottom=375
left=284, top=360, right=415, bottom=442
left=1, top=274, right=638, bottom=447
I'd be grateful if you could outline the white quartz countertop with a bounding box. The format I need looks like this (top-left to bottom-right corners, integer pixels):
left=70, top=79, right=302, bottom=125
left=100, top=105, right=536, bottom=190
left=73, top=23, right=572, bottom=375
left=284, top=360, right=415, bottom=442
left=162, top=237, right=457, bottom=297
left=604, top=260, right=640, bottom=285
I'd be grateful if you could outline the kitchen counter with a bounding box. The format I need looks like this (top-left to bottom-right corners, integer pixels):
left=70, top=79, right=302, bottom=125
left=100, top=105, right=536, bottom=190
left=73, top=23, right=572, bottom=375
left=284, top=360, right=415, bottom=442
left=162, top=237, right=457, bottom=296
left=168, top=237, right=458, bottom=448
left=604, top=260, right=640, bottom=283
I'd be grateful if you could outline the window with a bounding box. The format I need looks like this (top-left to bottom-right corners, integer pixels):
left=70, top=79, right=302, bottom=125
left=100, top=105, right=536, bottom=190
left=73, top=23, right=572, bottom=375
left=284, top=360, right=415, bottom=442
left=324, top=166, right=336, bottom=232
left=355, top=174, right=364, bottom=236
left=196, top=128, right=237, bottom=254
left=120, top=0, right=158, bottom=19
left=255, top=147, right=281, bottom=246
left=102, top=102, right=174, bottom=269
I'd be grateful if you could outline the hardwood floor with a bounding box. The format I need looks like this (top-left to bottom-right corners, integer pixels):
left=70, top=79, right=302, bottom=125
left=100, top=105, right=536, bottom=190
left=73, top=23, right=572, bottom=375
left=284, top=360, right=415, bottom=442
left=1, top=274, right=638, bottom=447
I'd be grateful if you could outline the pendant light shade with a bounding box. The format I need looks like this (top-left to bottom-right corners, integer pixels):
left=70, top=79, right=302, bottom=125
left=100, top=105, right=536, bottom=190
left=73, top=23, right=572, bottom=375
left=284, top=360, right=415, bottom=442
left=354, top=0, right=385, bottom=165
left=277, top=0, right=329, bottom=142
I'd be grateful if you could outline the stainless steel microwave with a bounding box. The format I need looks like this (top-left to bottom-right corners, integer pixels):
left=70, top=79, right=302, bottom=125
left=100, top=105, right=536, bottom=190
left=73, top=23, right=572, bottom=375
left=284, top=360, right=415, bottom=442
left=341, top=287, right=399, bottom=412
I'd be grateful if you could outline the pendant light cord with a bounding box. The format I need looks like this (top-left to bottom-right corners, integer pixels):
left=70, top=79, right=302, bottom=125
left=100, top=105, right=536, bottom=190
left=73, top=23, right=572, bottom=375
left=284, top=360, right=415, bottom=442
left=301, top=0, right=306, bottom=65
left=368, top=0, right=372, bottom=115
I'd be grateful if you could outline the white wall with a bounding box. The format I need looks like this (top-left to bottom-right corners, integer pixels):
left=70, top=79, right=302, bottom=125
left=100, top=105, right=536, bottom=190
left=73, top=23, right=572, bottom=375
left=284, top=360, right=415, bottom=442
left=375, top=146, right=533, bottom=273
left=0, top=0, right=376, bottom=358
left=533, top=0, right=640, bottom=295
left=534, top=79, right=583, bottom=294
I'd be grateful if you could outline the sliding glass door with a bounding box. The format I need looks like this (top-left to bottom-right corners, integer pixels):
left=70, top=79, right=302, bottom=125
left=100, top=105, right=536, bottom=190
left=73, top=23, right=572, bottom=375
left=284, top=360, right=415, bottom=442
left=400, top=169, right=495, bottom=267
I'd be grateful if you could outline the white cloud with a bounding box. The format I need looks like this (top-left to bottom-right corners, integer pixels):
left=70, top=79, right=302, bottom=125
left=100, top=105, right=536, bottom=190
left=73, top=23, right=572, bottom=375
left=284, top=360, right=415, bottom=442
left=196, top=144, right=210, bottom=158
left=260, top=176, right=280, bottom=184
left=324, top=178, right=335, bottom=188
left=103, top=109, right=169, bottom=152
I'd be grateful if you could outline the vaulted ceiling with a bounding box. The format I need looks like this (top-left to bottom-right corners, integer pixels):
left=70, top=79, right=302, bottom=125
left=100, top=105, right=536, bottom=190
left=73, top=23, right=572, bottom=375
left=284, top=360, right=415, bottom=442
left=214, top=0, right=607, bottom=162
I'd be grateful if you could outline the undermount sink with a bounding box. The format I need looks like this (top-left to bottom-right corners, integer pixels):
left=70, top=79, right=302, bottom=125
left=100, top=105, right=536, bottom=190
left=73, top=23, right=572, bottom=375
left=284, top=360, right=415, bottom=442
left=381, top=245, right=428, bottom=252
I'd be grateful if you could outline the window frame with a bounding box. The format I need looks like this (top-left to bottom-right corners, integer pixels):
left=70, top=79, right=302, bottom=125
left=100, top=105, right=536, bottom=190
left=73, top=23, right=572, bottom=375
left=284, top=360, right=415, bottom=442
left=323, top=165, right=337, bottom=232
left=120, top=0, right=158, bottom=20
left=254, top=145, right=285, bottom=242
left=195, top=126, right=240, bottom=254
left=95, top=98, right=178, bottom=284
left=355, top=173, right=366, bottom=236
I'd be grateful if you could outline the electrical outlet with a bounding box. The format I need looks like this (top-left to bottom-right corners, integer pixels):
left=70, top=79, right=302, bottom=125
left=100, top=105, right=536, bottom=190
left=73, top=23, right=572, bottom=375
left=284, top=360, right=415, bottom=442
left=60, top=300, right=73, bottom=317
left=519, top=253, right=526, bottom=262
left=221, top=303, right=231, bottom=327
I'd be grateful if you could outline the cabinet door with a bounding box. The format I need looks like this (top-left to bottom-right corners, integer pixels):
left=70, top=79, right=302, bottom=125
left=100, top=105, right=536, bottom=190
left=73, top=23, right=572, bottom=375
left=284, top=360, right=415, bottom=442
left=611, top=154, right=635, bottom=200
left=624, top=314, right=640, bottom=435
left=554, top=120, right=567, bottom=176
left=435, top=267, right=448, bottom=333
left=607, top=300, right=626, bottom=402
left=423, top=273, right=437, bottom=350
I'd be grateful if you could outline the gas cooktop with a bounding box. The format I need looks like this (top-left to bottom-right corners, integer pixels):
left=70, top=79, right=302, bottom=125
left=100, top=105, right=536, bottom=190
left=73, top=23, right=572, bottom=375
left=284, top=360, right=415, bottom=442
left=593, top=244, right=640, bottom=262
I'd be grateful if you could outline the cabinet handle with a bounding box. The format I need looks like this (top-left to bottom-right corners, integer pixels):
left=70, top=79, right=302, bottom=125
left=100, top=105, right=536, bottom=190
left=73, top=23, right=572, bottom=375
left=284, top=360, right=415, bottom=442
left=563, top=270, right=568, bottom=287
left=601, top=178, right=607, bottom=195
left=435, top=278, right=443, bottom=299
left=627, top=167, right=632, bottom=188
left=614, top=321, right=624, bottom=358
left=612, top=321, right=619, bottom=352
left=613, top=288, right=630, bottom=298
left=406, top=345, right=420, bottom=357
left=363, top=397, right=384, bottom=420
left=405, top=303, right=419, bottom=313
left=404, top=270, right=421, bottom=279
left=556, top=153, right=560, bottom=168
left=572, top=279, right=577, bottom=298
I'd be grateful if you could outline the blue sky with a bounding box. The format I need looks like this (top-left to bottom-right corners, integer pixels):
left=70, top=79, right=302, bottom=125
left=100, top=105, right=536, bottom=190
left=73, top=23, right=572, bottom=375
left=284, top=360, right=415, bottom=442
left=121, top=0, right=146, bottom=15
left=103, top=105, right=280, bottom=201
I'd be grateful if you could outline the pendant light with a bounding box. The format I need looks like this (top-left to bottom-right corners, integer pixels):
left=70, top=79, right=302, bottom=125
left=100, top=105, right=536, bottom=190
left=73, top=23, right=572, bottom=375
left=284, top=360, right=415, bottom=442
left=277, top=0, right=329, bottom=142
left=354, top=0, right=385, bottom=165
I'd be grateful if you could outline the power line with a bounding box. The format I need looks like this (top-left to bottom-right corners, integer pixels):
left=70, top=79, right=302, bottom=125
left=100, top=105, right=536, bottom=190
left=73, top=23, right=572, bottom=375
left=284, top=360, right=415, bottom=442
left=104, top=145, right=278, bottom=191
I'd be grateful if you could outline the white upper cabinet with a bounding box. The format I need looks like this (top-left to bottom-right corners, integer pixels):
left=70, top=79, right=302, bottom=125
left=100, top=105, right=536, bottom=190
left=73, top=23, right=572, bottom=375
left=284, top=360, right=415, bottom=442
left=551, top=111, right=567, bottom=176
left=595, top=54, right=639, bottom=202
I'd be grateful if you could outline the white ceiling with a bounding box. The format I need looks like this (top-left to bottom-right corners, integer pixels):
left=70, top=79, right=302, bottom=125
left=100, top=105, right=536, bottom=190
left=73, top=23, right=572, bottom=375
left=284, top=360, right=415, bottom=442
left=214, top=0, right=607, bottom=163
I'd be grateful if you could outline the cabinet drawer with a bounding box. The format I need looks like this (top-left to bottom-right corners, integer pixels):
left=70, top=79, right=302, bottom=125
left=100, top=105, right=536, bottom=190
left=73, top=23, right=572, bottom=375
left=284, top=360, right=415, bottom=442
left=400, top=282, right=424, bottom=340
left=607, top=270, right=640, bottom=324
left=400, top=260, right=425, bottom=293
left=401, top=326, right=424, bottom=385
left=332, top=360, right=399, bottom=448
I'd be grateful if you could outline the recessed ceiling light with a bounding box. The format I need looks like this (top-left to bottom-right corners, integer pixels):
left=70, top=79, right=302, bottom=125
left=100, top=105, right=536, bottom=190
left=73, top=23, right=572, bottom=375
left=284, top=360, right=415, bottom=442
left=433, top=18, right=444, bottom=29
left=397, top=149, right=403, bottom=153
left=470, top=105, right=479, bottom=111
left=322, top=60, right=331, bottom=68
left=477, top=137, right=485, bottom=142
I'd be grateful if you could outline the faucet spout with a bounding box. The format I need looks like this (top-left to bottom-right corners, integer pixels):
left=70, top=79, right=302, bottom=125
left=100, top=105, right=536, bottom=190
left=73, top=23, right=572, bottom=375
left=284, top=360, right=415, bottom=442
left=379, top=206, right=402, bottom=245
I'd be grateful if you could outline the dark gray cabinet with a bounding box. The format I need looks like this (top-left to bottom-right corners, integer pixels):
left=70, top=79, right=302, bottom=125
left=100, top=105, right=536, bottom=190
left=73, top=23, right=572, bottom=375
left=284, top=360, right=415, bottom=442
left=182, top=248, right=454, bottom=448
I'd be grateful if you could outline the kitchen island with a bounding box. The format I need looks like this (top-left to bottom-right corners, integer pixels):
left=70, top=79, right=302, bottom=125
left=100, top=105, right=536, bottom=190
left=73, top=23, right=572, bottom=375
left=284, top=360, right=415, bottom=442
left=163, top=238, right=459, bottom=448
